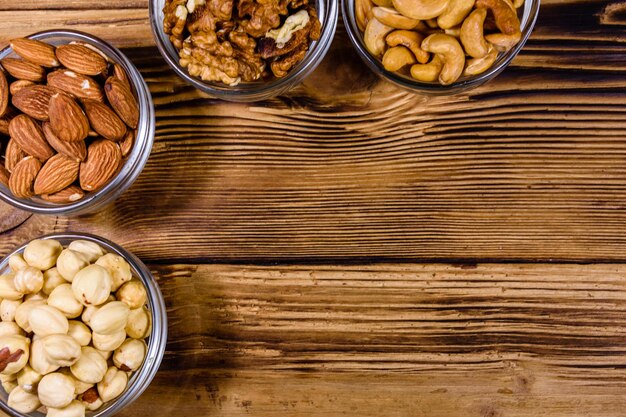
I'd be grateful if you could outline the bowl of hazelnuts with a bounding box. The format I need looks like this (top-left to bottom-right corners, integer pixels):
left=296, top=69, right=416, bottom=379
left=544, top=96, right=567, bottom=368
left=0, top=233, right=167, bottom=417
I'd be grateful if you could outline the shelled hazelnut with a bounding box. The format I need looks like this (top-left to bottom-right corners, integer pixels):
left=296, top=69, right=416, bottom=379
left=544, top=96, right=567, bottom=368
left=0, top=238, right=152, bottom=417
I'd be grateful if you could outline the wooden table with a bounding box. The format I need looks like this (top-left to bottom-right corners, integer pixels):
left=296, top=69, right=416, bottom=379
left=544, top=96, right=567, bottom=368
left=3, top=0, right=626, bottom=415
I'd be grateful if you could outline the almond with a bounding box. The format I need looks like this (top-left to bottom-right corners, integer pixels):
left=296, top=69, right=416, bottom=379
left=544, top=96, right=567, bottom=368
left=12, top=85, right=58, bottom=121
left=119, top=130, right=134, bottom=158
left=0, top=70, right=7, bottom=117
left=34, top=153, right=80, bottom=195
left=8, top=156, right=42, bottom=198
left=80, top=139, right=122, bottom=192
left=0, top=107, right=17, bottom=136
left=8, top=114, right=55, bottom=161
left=82, top=99, right=126, bottom=141
left=55, top=44, right=107, bottom=76
left=48, top=93, right=90, bottom=143
left=47, top=70, right=105, bottom=102
left=0, top=165, right=9, bottom=187
left=9, top=80, right=34, bottom=95
left=41, top=184, right=84, bottom=203
left=5, top=139, right=26, bottom=172
left=104, top=77, right=138, bottom=129
left=1, top=58, right=45, bottom=82
left=42, top=121, right=86, bottom=162
left=10, top=38, right=59, bottom=68
left=112, top=64, right=130, bottom=89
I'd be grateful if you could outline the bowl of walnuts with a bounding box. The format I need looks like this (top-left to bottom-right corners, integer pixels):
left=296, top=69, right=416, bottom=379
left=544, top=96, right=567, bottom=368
left=0, top=233, right=167, bottom=417
left=0, top=30, right=155, bottom=215
left=342, top=0, right=540, bottom=94
left=149, top=0, right=339, bottom=101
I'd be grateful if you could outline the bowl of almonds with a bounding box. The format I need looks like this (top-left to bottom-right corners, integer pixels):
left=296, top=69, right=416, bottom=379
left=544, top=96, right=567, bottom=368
left=0, top=233, right=167, bottom=417
left=0, top=30, right=155, bottom=215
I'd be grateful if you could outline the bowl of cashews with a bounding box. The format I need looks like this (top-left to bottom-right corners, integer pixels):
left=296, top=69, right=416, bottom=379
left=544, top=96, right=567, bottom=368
left=342, top=0, right=539, bottom=93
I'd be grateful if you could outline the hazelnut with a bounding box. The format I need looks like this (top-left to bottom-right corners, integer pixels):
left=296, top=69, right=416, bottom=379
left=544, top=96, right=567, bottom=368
left=29, top=339, right=59, bottom=375
left=25, top=291, right=46, bottom=301
left=38, top=372, right=75, bottom=408
left=43, top=268, right=66, bottom=295
left=7, top=385, right=41, bottom=413
left=0, top=273, right=24, bottom=301
left=95, top=349, right=112, bottom=360
left=70, top=347, right=107, bottom=384
left=23, top=239, right=63, bottom=271
left=29, top=304, right=69, bottom=337
left=1, top=373, right=18, bottom=394
left=0, top=335, right=30, bottom=375
left=16, top=365, right=42, bottom=393
left=125, top=306, right=151, bottom=339
left=56, top=249, right=90, bottom=282
left=0, top=322, right=24, bottom=337
left=95, top=253, right=131, bottom=291
left=15, top=299, right=46, bottom=332
left=73, top=377, right=94, bottom=395
left=97, top=366, right=128, bottom=402
left=92, top=329, right=126, bottom=352
left=8, top=254, right=28, bottom=272
left=113, top=338, right=145, bottom=372
left=68, top=240, right=105, bottom=263
left=82, top=394, right=102, bottom=411
left=116, top=279, right=147, bottom=309
left=13, top=266, right=44, bottom=294
left=71, top=265, right=112, bottom=306
left=47, top=284, right=84, bottom=319
left=90, top=301, right=129, bottom=335
left=67, top=321, right=91, bottom=347
left=40, top=334, right=81, bottom=367
left=1, top=299, right=22, bottom=322
left=46, top=400, right=86, bottom=417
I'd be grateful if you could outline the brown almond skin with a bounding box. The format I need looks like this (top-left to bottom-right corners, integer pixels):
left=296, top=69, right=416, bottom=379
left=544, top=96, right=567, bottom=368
left=8, top=114, right=55, bottom=161
left=42, top=122, right=86, bottom=162
left=8, top=156, right=42, bottom=198
left=0, top=165, right=9, bottom=187
left=55, top=44, right=107, bottom=76
left=0, top=58, right=45, bottom=82
left=34, top=153, right=80, bottom=195
left=83, top=99, right=127, bottom=142
left=5, top=139, right=26, bottom=172
left=10, top=38, right=59, bottom=68
left=104, top=77, right=139, bottom=129
left=0, top=107, right=17, bottom=136
left=80, top=139, right=122, bottom=192
left=0, top=70, right=7, bottom=118
left=119, top=130, right=135, bottom=158
left=113, top=64, right=130, bottom=89
left=47, top=70, right=105, bottom=102
left=48, top=93, right=90, bottom=143
left=12, top=85, right=58, bottom=121
left=9, top=80, right=34, bottom=95
left=41, top=184, right=84, bottom=203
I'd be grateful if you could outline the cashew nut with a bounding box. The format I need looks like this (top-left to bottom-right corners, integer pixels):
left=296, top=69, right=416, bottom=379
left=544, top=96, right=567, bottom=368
left=437, top=0, right=475, bottom=29
left=513, top=0, right=524, bottom=7
left=372, top=7, right=420, bottom=29
left=382, top=46, right=417, bottom=71
left=356, top=0, right=375, bottom=32
left=485, top=31, right=522, bottom=51
left=420, top=33, right=465, bottom=85
left=392, top=0, right=449, bottom=20
left=364, top=18, right=395, bottom=57
left=372, top=0, right=394, bottom=5
left=410, top=54, right=444, bottom=81
left=463, top=44, right=498, bottom=75
left=460, top=8, right=489, bottom=58
left=444, top=26, right=461, bottom=37
left=386, top=30, right=430, bottom=63
left=475, top=0, right=520, bottom=34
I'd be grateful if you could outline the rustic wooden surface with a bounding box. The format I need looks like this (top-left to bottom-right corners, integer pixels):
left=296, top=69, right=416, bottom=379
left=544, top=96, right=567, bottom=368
left=3, top=0, right=626, bottom=415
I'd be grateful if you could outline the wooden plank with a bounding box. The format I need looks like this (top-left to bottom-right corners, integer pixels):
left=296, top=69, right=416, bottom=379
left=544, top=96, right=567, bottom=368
left=76, top=263, right=626, bottom=416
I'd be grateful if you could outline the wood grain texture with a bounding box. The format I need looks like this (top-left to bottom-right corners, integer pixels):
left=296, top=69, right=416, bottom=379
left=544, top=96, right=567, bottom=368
left=97, top=263, right=626, bottom=416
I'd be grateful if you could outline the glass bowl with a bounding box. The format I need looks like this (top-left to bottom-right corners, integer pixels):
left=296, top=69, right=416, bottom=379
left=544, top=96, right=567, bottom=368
left=0, top=30, right=155, bottom=215
left=342, top=0, right=540, bottom=94
left=0, top=232, right=167, bottom=417
left=149, top=0, right=338, bottom=102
